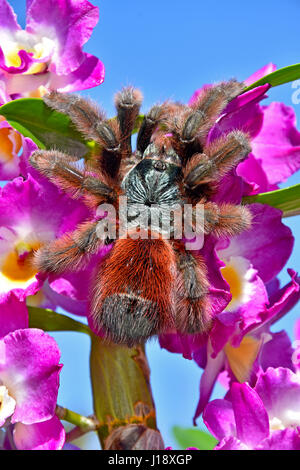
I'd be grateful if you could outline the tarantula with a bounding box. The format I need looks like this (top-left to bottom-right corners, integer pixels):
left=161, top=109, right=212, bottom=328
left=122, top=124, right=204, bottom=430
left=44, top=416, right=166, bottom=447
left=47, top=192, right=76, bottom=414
left=30, top=81, right=252, bottom=346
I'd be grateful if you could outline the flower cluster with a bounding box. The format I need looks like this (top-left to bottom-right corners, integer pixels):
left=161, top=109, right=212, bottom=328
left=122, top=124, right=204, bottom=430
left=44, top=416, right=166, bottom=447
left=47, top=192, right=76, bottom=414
left=204, top=367, right=300, bottom=450
left=160, top=65, right=300, bottom=449
left=0, top=0, right=103, bottom=450
left=0, top=292, right=64, bottom=450
left=0, top=0, right=104, bottom=180
left=0, top=0, right=104, bottom=97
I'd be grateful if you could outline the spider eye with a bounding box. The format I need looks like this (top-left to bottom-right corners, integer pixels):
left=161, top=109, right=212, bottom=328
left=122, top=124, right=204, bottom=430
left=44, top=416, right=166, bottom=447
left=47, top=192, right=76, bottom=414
left=153, top=160, right=166, bottom=171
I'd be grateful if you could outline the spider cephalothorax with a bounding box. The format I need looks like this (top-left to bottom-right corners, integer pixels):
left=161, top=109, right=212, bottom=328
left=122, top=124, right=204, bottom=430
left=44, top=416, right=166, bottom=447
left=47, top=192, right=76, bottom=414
left=30, top=82, right=252, bottom=346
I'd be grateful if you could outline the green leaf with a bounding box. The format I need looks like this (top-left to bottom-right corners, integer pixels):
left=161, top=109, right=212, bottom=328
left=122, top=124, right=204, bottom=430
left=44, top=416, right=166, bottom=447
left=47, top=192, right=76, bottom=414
left=173, top=426, right=217, bottom=450
left=243, top=184, right=300, bottom=217
left=243, top=63, right=300, bottom=92
left=90, top=336, right=157, bottom=446
left=0, top=98, right=88, bottom=157
left=28, top=306, right=91, bottom=335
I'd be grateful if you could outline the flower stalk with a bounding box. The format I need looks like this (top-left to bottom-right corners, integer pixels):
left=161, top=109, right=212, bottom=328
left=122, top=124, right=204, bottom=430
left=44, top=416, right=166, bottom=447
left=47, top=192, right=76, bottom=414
left=90, top=334, right=164, bottom=450
left=55, top=405, right=99, bottom=432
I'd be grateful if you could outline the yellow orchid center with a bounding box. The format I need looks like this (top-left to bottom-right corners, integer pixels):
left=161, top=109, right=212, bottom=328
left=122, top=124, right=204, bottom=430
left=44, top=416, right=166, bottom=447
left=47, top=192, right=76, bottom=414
left=221, top=264, right=243, bottom=308
left=5, top=47, right=23, bottom=68
left=27, top=86, right=49, bottom=98
left=224, top=335, right=261, bottom=383
left=2, top=32, right=55, bottom=75
left=1, top=241, right=41, bottom=282
left=5, top=44, right=47, bottom=74
left=0, top=126, right=22, bottom=163
left=219, top=255, right=254, bottom=312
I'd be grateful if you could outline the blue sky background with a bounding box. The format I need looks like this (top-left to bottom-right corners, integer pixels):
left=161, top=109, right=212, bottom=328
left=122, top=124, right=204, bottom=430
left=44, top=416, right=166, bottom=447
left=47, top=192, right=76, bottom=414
left=9, top=0, right=300, bottom=449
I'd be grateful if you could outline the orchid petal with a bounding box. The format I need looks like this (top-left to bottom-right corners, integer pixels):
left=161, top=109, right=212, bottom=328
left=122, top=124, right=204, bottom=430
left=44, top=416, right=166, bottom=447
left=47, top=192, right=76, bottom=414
left=231, top=382, right=269, bottom=447
left=0, top=328, right=62, bottom=425
left=13, top=415, right=65, bottom=450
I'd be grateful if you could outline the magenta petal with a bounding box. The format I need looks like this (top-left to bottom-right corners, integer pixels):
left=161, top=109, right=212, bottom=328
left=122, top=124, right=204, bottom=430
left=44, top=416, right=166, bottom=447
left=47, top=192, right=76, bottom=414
left=237, top=153, right=270, bottom=195
left=251, top=102, right=300, bottom=185
left=219, top=204, right=294, bottom=283
left=259, top=331, right=295, bottom=372
left=0, top=273, right=46, bottom=305
left=266, top=277, right=281, bottom=297
left=224, top=84, right=270, bottom=116
left=210, top=312, right=239, bottom=356
left=0, top=0, right=20, bottom=31
left=159, top=332, right=192, bottom=357
left=26, top=0, right=99, bottom=75
left=193, top=345, right=225, bottom=423
left=254, top=367, right=300, bottom=423
left=215, top=436, right=249, bottom=450
left=50, top=53, right=105, bottom=92
left=231, top=382, right=269, bottom=447
left=0, top=292, right=28, bottom=339
left=0, top=75, right=9, bottom=104
left=13, top=416, right=65, bottom=450
left=257, top=428, right=300, bottom=451
left=46, top=250, right=108, bottom=316
left=296, top=318, right=300, bottom=341
left=0, top=174, right=89, bottom=237
left=244, top=63, right=276, bottom=86
left=228, top=273, right=269, bottom=348
left=159, top=332, right=207, bottom=360
left=211, top=322, right=236, bottom=358
left=6, top=72, right=49, bottom=95
left=42, top=280, right=87, bottom=316
left=203, top=399, right=236, bottom=441
left=0, top=329, right=62, bottom=424
left=209, top=93, right=266, bottom=141
left=48, top=267, right=92, bottom=304
left=212, top=171, right=244, bottom=204
left=259, top=269, right=300, bottom=327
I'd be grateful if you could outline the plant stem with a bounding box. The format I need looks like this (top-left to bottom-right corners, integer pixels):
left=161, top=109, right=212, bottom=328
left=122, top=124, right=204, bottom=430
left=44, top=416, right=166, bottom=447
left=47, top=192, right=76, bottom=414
left=90, top=335, right=164, bottom=450
left=56, top=405, right=99, bottom=432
